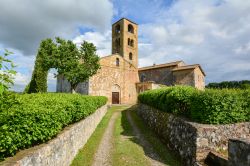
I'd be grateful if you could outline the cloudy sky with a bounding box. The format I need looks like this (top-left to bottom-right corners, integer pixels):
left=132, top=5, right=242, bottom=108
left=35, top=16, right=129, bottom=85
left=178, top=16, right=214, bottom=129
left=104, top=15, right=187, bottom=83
left=1, top=0, right=250, bottom=92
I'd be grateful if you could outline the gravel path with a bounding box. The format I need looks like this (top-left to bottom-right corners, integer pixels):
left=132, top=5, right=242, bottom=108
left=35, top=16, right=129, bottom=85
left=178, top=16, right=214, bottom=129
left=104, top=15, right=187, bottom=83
left=92, top=112, right=119, bottom=166
left=92, top=107, right=165, bottom=166
left=126, top=110, right=166, bottom=166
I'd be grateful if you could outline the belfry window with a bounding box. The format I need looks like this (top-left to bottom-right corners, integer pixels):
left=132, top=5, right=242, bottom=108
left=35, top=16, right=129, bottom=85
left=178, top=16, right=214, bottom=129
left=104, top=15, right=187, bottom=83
left=116, top=58, right=120, bottom=66
left=127, top=38, right=134, bottom=47
left=115, top=24, right=121, bottom=34
left=128, top=24, right=134, bottom=33
left=129, top=53, right=133, bottom=60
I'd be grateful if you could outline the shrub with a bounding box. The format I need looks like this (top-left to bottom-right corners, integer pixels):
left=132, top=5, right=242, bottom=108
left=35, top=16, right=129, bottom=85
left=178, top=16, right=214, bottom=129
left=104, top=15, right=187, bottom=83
left=138, top=86, right=250, bottom=124
left=190, top=89, right=249, bottom=124
left=0, top=93, right=107, bottom=160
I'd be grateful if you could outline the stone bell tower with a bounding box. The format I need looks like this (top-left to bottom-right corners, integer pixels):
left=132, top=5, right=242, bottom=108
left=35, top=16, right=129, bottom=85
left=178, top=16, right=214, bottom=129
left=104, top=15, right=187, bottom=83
left=112, top=18, right=138, bottom=68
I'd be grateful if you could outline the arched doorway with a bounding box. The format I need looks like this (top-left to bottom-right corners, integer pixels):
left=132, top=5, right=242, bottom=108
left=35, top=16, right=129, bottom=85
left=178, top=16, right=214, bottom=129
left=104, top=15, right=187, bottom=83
left=112, top=84, right=120, bottom=104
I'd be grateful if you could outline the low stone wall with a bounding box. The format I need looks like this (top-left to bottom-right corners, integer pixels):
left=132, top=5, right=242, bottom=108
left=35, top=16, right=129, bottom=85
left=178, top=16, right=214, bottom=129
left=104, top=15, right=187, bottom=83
left=1, top=105, right=107, bottom=166
left=137, top=104, right=250, bottom=165
left=228, top=138, right=250, bottom=166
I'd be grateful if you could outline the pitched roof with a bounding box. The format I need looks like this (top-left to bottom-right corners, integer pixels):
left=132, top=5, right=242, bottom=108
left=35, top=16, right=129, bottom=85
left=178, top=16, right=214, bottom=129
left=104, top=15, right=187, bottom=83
left=172, top=64, right=206, bottom=76
left=138, top=61, right=184, bottom=71
left=113, top=18, right=138, bottom=25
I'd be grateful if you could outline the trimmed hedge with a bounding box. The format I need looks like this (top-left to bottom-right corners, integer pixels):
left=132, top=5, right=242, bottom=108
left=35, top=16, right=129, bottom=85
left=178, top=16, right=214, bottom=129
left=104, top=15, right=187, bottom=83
left=138, top=86, right=250, bottom=124
left=0, top=93, right=107, bottom=160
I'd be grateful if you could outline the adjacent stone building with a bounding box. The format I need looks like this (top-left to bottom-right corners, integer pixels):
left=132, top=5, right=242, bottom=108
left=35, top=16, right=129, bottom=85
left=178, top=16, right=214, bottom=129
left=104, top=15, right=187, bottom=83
left=57, top=18, right=206, bottom=104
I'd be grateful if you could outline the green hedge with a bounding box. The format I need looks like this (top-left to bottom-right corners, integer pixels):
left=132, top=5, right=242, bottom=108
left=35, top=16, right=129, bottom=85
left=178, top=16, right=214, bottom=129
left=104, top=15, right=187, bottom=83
left=0, top=93, right=107, bottom=160
left=138, top=86, right=250, bottom=124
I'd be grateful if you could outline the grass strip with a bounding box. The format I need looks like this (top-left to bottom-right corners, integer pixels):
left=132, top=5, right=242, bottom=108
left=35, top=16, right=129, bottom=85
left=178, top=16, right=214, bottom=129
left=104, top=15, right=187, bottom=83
left=112, top=107, right=150, bottom=166
left=129, top=106, right=182, bottom=166
left=71, top=106, right=120, bottom=166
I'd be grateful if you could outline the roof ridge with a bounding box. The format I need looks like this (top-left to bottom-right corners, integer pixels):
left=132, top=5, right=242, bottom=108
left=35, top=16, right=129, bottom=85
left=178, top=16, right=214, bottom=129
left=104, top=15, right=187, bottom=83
left=138, top=60, right=184, bottom=71
left=173, top=64, right=206, bottom=76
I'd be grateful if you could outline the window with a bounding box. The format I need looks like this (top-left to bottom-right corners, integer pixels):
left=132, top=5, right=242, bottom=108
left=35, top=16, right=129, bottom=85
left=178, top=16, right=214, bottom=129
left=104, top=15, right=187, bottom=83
left=128, top=24, right=134, bottom=33
left=127, top=38, right=134, bottom=47
left=115, top=24, right=121, bottom=34
left=116, top=58, right=120, bottom=66
left=129, top=53, right=133, bottom=60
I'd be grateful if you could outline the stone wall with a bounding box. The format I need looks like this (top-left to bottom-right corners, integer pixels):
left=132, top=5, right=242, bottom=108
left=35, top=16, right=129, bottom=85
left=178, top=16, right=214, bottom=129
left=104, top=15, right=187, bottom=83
left=1, top=105, right=107, bottom=166
left=194, top=67, right=205, bottom=90
left=112, top=18, right=138, bottom=68
left=136, top=104, right=250, bottom=165
left=57, top=75, right=89, bottom=94
left=136, top=81, right=161, bottom=93
left=138, top=66, right=176, bottom=86
left=228, top=138, right=250, bottom=166
left=172, top=69, right=195, bottom=87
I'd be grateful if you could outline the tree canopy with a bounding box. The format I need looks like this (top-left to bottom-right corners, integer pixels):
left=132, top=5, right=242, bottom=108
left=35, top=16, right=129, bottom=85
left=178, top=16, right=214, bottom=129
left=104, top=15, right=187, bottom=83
left=25, top=37, right=100, bottom=93
left=206, top=80, right=250, bottom=89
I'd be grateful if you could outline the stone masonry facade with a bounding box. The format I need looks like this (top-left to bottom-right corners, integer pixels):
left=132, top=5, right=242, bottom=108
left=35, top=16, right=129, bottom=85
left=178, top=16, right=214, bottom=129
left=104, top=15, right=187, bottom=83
left=57, top=18, right=206, bottom=104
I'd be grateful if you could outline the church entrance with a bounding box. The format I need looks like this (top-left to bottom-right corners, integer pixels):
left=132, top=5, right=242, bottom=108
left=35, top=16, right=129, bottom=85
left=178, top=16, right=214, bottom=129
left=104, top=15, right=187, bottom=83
left=112, top=84, right=120, bottom=104
left=112, top=92, right=120, bottom=104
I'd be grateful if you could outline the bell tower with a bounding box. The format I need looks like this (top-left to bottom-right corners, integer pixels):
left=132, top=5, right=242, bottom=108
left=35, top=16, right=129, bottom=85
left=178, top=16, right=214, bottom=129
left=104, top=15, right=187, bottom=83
left=112, top=18, right=138, bottom=68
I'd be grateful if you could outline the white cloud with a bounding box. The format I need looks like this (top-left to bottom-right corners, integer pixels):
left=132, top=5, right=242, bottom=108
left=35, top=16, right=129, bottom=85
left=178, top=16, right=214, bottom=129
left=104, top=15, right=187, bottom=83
left=138, top=0, right=250, bottom=83
left=11, top=72, right=30, bottom=92
left=73, top=31, right=112, bottom=56
left=0, top=0, right=113, bottom=55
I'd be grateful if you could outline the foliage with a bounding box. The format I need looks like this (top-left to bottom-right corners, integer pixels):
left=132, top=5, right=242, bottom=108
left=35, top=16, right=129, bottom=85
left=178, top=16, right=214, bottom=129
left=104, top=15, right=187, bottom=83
left=25, top=37, right=100, bottom=93
left=25, top=39, right=56, bottom=93
left=138, top=86, right=250, bottom=124
left=54, top=39, right=100, bottom=93
left=0, top=50, right=18, bottom=113
left=206, top=80, right=250, bottom=89
left=0, top=49, right=16, bottom=93
left=0, top=93, right=107, bottom=160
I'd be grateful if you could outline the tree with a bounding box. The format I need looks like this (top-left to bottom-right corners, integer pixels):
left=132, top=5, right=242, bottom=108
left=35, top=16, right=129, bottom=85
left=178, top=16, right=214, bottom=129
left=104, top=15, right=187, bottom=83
left=24, top=39, right=57, bottom=93
left=0, top=49, right=18, bottom=113
left=0, top=50, right=16, bottom=93
left=55, top=38, right=100, bottom=93
left=24, top=37, right=100, bottom=94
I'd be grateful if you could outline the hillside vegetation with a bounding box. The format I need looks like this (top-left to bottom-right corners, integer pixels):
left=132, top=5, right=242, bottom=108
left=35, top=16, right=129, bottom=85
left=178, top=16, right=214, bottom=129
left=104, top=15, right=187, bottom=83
left=138, top=86, right=250, bottom=124
left=206, top=80, right=250, bottom=89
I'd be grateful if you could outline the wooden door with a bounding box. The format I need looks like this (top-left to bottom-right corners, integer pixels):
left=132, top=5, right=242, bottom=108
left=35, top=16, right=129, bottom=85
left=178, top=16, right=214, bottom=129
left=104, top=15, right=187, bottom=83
left=112, top=92, right=119, bottom=104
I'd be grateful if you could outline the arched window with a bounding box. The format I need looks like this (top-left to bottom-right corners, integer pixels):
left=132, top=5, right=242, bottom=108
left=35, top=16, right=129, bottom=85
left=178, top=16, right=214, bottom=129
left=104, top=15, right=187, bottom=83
left=129, top=53, right=133, bottom=60
left=127, top=38, right=134, bottom=47
left=128, top=24, right=134, bottom=33
left=115, top=24, right=121, bottom=34
left=116, top=58, right=120, bottom=66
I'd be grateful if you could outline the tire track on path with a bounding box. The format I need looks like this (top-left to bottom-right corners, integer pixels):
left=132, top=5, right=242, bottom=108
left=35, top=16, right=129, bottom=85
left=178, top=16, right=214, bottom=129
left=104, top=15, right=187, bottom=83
left=92, top=111, right=119, bottom=166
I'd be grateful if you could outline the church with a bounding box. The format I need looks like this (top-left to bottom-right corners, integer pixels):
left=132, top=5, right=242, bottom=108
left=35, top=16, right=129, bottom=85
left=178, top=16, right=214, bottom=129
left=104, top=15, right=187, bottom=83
left=57, top=18, right=206, bottom=104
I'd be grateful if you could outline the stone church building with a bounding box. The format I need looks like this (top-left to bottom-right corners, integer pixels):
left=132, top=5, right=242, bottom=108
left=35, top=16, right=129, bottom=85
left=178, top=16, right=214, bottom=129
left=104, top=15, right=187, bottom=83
left=57, top=18, right=205, bottom=104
